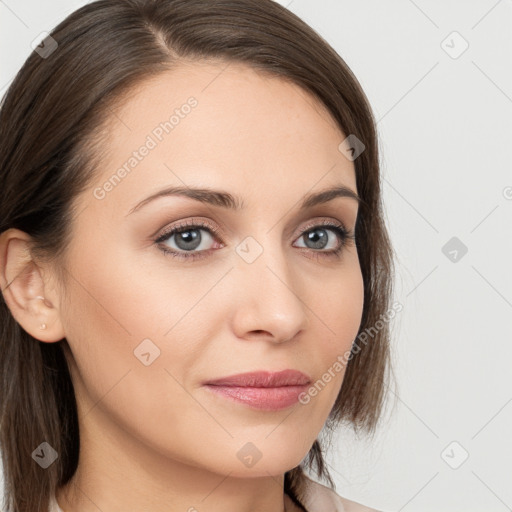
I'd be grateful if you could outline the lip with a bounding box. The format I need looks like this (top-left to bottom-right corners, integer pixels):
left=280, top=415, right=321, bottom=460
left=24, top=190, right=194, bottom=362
left=203, top=369, right=311, bottom=388
left=202, top=370, right=311, bottom=411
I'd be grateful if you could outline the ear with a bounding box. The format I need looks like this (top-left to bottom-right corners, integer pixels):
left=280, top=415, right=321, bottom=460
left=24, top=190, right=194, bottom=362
left=0, top=228, right=65, bottom=343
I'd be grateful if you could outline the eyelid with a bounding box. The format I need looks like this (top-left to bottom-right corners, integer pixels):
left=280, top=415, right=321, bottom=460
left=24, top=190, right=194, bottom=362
left=154, top=218, right=224, bottom=243
left=298, top=217, right=350, bottom=236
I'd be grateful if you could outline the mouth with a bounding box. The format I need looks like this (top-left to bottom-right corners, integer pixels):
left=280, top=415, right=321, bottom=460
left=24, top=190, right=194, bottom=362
left=202, top=369, right=311, bottom=411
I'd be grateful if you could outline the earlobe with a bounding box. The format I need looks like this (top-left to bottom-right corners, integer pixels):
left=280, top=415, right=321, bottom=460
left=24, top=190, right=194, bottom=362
left=0, top=228, right=65, bottom=343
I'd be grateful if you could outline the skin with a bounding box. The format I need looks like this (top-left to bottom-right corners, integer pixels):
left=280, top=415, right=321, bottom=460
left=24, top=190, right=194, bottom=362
left=0, top=60, right=364, bottom=512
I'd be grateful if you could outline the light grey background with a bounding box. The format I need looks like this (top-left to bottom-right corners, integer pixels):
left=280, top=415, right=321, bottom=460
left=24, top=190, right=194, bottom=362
left=1, top=1, right=512, bottom=511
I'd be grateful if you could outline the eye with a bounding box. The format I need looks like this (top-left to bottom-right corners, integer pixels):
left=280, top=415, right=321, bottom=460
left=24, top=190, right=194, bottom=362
left=294, top=223, right=343, bottom=250
left=155, top=219, right=221, bottom=261
left=154, top=218, right=355, bottom=262
left=292, top=220, right=355, bottom=261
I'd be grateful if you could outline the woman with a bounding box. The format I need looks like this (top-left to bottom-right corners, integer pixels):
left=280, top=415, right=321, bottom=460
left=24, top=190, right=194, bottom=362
left=0, top=1, right=395, bottom=511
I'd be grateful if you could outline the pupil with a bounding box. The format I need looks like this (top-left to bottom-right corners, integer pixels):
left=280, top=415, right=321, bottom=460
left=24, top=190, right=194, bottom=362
left=307, top=229, right=327, bottom=249
left=177, top=229, right=201, bottom=250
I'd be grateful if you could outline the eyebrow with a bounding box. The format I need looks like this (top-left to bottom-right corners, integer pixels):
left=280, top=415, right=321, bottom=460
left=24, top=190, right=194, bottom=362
left=126, top=184, right=361, bottom=216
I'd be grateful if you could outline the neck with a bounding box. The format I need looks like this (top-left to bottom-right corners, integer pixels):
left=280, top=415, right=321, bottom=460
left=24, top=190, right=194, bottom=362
left=56, top=416, right=294, bottom=512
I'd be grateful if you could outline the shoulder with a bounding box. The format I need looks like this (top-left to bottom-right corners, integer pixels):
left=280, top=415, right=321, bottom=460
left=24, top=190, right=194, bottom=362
left=300, top=474, right=383, bottom=512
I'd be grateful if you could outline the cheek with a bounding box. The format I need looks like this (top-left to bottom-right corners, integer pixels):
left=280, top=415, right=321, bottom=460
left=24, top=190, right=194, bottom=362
left=60, top=242, right=212, bottom=410
left=314, top=257, right=365, bottom=348
left=59, top=261, right=209, bottom=460
left=305, top=261, right=364, bottom=406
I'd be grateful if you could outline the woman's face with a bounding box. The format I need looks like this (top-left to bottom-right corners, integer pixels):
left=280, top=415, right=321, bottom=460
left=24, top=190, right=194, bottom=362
left=56, top=60, right=364, bottom=481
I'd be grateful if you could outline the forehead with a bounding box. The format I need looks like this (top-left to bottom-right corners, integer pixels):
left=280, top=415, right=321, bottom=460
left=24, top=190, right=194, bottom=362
left=82, top=60, right=356, bottom=217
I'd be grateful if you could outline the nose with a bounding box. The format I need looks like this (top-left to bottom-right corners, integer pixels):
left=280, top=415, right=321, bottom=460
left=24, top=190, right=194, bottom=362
left=229, top=238, right=310, bottom=344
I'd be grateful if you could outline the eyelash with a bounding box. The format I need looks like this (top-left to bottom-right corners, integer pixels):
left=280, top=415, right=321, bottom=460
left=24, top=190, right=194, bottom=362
left=154, top=219, right=356, bottom=262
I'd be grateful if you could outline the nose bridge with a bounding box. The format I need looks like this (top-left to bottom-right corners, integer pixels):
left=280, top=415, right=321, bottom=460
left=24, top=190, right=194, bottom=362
left=236, top=227, right=290, bottom=288
left=230, top=229, right=309, bottom=340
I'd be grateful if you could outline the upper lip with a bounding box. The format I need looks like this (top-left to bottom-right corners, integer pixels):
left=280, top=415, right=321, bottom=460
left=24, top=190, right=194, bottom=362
left=203, top=369, right=311, bottom=388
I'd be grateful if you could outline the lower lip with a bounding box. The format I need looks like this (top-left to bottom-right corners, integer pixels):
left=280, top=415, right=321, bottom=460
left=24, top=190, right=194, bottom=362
left=203, top=384, right=309, bottom=410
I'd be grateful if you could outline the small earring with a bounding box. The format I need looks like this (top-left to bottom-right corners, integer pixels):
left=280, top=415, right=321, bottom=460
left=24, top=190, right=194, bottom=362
left=35, top=297, right=47, bottom=329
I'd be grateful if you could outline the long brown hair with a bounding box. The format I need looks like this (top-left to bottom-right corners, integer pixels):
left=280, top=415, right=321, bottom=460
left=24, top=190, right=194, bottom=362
left=0, top=1, right=395, bottom=510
